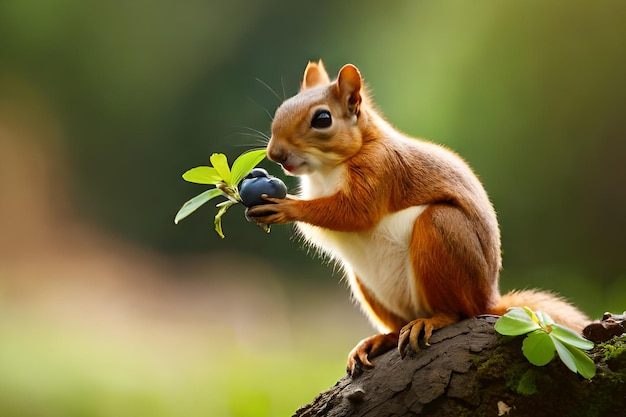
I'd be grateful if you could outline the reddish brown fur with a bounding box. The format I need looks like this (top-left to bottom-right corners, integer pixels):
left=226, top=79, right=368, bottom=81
left=411, top=204, right=500, bottom=318
left=247, top=61, right=591, bottom=371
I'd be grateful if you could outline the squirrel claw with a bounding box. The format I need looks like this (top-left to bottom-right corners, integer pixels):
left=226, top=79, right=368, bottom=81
left=346, top=333, right=398, bottom=377
left=398, top=313, right=459, bottom=358
left=398, top=320, right=425, bottom=358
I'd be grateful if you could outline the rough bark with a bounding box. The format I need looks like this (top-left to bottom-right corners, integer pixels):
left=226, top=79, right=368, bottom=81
left=293, top=316, right=626, bottom=417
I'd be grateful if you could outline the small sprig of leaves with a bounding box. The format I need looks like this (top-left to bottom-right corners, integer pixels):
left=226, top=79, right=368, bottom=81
left=174, top=149, right=267, bottom=238
left=495, top=306, right=596, bottom=379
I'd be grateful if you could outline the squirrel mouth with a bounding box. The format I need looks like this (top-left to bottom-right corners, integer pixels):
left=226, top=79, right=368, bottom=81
left=281, top=162, right=305, bottom=176
left=282, top=164, right=297, bottom=175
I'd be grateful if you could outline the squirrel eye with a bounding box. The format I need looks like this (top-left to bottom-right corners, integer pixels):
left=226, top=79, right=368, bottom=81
left=311, top=109, right=332, bottom=129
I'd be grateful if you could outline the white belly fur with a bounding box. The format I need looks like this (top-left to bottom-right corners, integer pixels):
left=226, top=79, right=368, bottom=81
left=297, top=205, right=428, bottom=331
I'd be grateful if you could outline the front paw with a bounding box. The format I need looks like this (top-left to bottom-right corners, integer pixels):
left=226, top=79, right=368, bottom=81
left=245, top=197, right=294, bottom=225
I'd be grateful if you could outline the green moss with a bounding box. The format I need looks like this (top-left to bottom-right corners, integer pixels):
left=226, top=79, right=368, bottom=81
left=471, top=335, right=626, bottom=417
left=429, top=333, right=626, bottom=416
left=475, top=337, right=533, bottom=393
left=470, top=338, right=528, bottom=415
left=515, top=369, right=538, bottom=396
left=598, top=336, right=626, bottom=371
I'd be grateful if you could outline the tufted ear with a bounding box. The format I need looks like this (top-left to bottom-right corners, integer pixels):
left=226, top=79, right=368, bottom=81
left=335, top=64, right=362, bottom=116
left=301, top=60, right=331, bottom=90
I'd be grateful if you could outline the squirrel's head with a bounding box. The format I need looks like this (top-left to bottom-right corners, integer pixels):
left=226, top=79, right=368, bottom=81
left=267, top=60, right=365, bottom=176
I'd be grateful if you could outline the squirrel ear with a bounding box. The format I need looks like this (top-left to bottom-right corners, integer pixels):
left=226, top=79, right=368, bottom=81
left=301, top=60, right=331, bottom=90
left=336, top=64, right=362, bottom=116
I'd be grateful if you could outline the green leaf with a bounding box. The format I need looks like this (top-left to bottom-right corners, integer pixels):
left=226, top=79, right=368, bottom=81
left=495, top=306, right=596, bottom=379
left=495, top=307, right=542, bottom=336
left=213, top=201, right=235, bottom=238
left=572, top=351, right=596, bottom=379
left=174, top=188, right=223, bottom=224
left=210, top=153, right=232, bottom=185
left=552, top=336, right=597, bottom=378
left=182, top=166, right=222, bottom=184
left=534, top=310, right=555, bottom=327
left=522, top=329, right=556, bottom=366
left=551, top=324, right=595, bottom=350
left=522, top=306, right=541, bottom=323
left=231, top=149, right=267, bottom=185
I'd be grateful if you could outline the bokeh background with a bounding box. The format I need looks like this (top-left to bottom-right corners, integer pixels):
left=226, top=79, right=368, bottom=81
left=1, top=1, right=625, bottom=416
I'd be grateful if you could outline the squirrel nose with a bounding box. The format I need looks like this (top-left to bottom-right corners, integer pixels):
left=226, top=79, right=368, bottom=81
left=267, top=142, right=287, bottom=164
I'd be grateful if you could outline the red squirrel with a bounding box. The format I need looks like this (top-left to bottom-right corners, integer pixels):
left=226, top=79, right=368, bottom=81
left=247, top=60, right=590, bottom=374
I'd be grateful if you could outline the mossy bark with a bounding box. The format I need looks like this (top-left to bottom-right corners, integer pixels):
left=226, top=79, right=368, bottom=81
left=293, top=317, right=626, bottom=417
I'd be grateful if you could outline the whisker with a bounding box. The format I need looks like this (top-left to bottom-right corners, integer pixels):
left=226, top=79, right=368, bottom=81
left=255, top=77, right=283, bottom=103
left=281, top=77, right=287, bottom=101
left=247, top=97, right=274, bottom=122
left=222, top=127, right=270, bottom=148
left=234, top=132, right=269, bottom=144
left=232, top=125, right=271, bottom=141
left=232, top=142, right=267, bottom=148
left=222, top=133, right=268, bottom=146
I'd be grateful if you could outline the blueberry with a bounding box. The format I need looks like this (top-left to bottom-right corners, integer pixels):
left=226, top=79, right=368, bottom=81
left=243, top=168, right=269, bottom=180
left=239, top=176, right=287, bottom=207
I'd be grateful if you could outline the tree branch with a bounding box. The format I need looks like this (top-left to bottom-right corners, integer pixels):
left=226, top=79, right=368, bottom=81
left=293, top=317, right=626, bottom=417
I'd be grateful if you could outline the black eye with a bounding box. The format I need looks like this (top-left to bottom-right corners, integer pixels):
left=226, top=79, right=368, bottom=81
left=311, top=109, right=332, bottom=129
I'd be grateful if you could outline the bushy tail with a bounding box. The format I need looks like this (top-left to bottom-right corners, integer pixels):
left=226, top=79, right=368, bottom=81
left=489, top=289, right=591, bottom=333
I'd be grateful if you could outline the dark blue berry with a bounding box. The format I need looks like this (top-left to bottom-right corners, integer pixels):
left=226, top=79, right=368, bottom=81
left=239, top=176, right=287, bottom=207
left=243, top=168, right=269, bottom=180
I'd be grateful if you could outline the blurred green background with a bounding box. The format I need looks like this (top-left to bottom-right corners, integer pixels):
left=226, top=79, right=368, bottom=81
left=1, top=1, right=625, bottom=416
